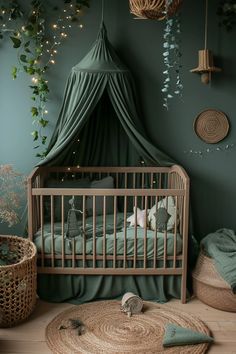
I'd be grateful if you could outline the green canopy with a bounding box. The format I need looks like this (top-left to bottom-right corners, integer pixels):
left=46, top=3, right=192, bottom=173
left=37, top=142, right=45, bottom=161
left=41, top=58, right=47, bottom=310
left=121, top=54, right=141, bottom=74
left=38, top=22, right=174, bottom=167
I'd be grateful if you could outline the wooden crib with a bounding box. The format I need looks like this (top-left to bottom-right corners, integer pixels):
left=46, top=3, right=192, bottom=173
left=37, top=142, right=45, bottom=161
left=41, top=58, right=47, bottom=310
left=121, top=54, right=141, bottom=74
left=27, top=165, right=189, bottom=303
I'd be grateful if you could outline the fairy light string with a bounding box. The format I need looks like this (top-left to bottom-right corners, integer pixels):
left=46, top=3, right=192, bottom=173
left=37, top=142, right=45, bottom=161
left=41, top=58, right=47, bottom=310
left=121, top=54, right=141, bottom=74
left=0, top=0, right=89, bottom=157
left=184, top=142, right=235, bottom=157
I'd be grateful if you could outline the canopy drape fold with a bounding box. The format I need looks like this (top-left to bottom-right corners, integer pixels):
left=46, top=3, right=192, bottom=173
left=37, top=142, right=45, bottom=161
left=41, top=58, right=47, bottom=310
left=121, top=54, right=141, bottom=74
left=38, top=22, right=174, bottom=167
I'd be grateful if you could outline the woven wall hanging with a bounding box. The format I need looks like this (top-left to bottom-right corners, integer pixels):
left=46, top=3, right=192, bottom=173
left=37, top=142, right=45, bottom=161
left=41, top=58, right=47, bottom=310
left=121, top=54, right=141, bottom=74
left=194, top=109, right=229, bottom=144
left=129, top=0, right=183, bottom=20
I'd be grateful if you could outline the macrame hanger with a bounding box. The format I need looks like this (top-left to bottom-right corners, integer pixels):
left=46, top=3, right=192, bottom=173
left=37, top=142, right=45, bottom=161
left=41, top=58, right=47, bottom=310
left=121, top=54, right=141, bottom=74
left=190, top=0, right=221, bottom=84
left=204, top=0, right=208, bottom=50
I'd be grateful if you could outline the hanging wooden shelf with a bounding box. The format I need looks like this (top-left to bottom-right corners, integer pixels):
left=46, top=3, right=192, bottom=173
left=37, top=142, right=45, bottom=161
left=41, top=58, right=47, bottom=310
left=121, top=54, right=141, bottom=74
left=129, top=0, right=183, bottom=20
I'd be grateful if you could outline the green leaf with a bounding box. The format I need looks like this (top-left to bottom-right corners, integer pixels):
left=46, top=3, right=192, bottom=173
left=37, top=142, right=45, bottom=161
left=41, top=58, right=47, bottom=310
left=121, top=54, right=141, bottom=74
left=27, top=67, right=35, bottom=75
left=31, top=130, right=39, bottom=141
left=31, top=106, right=39, bottom=116
left=35, top=47, right=42, bottom=54
left=24, top=41, right=30, bottom=47
left=39, top=119, right=48, bottom=128
left=28, top=59, right=35, bottom=65
left=20, top=54, right=27, bottom=63
left=10, top=36, right=21, bottom=48
left=11, top=66, right=18, bottom=79
left=42, top=136, right=47, bottom=145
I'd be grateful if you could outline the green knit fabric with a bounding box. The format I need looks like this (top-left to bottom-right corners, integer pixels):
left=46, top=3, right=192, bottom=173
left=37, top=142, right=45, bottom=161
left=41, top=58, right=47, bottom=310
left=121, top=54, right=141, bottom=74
left=163, top=324, right=213, bottom=347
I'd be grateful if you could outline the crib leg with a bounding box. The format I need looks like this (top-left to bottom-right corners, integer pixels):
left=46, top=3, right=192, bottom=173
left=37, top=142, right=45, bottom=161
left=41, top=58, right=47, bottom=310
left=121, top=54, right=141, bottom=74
left=181, top=272, right=187, bottom=304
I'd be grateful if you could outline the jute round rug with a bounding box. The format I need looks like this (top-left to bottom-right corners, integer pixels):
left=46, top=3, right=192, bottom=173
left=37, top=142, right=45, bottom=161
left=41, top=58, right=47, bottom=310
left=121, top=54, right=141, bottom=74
left=45, top=300, right=211, bottom=354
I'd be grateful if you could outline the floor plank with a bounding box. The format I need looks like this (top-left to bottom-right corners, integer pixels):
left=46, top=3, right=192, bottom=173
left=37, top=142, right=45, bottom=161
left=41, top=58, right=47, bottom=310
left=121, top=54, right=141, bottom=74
left=0, top=297, right=236, bottom=353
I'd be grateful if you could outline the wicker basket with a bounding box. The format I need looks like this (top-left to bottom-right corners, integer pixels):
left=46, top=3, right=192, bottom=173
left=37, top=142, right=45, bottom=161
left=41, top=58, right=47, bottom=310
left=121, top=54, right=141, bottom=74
left=192, top=251, right=236, bottom=312
left=129, top=0, right=183, bottom=20
left=0, top=235, right=37, bottom=327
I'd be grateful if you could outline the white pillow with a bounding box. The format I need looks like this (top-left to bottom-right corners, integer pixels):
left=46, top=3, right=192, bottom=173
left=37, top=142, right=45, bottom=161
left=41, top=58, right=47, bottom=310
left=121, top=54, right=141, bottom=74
left=148, top=196, right=177, bottom=231
left=127, top=207, right=149, bottom=228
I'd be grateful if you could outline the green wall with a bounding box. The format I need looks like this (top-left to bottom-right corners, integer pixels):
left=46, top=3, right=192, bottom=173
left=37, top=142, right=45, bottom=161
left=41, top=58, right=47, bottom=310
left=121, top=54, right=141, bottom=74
left=0, top=0, right=235, bottom=239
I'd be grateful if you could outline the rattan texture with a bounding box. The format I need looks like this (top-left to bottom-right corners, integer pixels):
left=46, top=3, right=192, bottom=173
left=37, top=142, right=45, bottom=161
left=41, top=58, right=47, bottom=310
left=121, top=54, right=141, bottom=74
left=194, top=109, right=229, bottom=144
left=129, top=0, right=182, bottom=20
left=46, top=300, right=211, bottom=354
left=0, top=235, right=37, bottom=327
left=192, top=251, right=236, bottom=312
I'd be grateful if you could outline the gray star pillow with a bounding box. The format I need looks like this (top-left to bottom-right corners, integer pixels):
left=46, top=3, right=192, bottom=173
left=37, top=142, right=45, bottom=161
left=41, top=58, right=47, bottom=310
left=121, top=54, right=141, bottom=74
left=154, top=207, right=171, bottom=232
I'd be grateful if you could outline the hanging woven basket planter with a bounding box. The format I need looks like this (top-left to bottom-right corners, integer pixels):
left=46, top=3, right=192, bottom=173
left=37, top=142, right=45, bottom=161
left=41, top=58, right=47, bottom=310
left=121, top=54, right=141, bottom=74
left=129, top=0, right=183, bottom=20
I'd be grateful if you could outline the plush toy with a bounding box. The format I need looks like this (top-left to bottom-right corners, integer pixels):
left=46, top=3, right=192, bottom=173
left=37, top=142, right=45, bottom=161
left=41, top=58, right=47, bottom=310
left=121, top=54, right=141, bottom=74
left=66, top=196, right=83, bottom=238
left=127, top=207, right=149, bottom=228
left=121, top=292, right=143, bottom=317
left=154, top=207, right=171, bottom=232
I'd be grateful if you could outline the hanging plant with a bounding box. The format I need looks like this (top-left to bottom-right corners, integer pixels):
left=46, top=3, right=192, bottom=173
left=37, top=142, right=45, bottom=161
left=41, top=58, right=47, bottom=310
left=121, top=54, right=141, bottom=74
left=0, top=0, right=90, bottom=158
left=217, top=0, right=236, bottom=31
left=162, top=0, right=183, bottom=110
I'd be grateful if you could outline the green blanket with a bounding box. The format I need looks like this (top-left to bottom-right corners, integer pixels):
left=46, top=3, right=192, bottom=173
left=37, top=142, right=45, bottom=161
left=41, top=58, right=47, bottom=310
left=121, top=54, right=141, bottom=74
left=34, top=213, right=182, bottom=257
left=201, top=228, right=236, bottom=293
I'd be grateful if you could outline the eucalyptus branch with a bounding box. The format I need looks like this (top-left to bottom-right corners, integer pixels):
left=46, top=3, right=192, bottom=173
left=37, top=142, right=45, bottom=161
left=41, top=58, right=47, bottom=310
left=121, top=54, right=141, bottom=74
left=162, top=0, right=183, bottom=110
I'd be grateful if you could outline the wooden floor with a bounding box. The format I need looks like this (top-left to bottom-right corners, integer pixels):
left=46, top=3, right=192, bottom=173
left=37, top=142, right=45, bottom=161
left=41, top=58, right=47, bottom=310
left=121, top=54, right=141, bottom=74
left=0, top=297, right=236, bottom=353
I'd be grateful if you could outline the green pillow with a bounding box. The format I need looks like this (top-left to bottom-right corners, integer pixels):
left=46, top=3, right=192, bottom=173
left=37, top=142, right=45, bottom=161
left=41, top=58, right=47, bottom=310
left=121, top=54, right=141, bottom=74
left=86, top=176, right=114, bottom=216
left=163, top=324, right=213, bottom=347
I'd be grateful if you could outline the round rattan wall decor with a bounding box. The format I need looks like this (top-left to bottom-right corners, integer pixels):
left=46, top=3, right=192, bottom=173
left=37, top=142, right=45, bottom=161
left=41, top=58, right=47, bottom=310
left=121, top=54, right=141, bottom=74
left=194, top=109, right=229, bottom=144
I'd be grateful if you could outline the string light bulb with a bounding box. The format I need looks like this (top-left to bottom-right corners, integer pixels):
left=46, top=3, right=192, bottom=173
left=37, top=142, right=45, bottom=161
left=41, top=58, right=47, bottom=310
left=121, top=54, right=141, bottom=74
left=32, top=77, right=38, bottom=83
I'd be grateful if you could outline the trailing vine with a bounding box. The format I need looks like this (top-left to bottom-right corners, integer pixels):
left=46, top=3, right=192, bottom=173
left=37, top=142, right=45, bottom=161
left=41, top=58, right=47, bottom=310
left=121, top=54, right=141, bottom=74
left=162, top=0, right=183, bottom=110
left=0, top=0, right=90, bottom=157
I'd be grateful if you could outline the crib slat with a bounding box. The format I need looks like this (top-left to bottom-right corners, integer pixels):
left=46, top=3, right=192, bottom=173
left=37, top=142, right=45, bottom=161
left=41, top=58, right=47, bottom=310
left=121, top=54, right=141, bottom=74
left=116, top=173, right=119, bottom=188
left=103, top=196, right=106, bottom=269
left=50, top=195, right=55, bottom=268
left=163, top=197, right=167, bottom=269
left=163, top=229, right=167, bottom=269
left=61, top=195, right=65, bottom=269
left=124, top=173, right=128, bottom=189
left=82, top=195, right=86, bottom=268
left=143, top=196, right=148, bottom=269
left=141, top=172, right=145, bottom=209
left=173, top=196, right=178, bottom=269
left=159, top=173, right=162, bottom=189
left=113, top=196, right=117, bottom=269
left=153, top=196, right=158, bottom=269
left=150, top=172, right=154, bottom=206
left=93, top=196, right=96, bottom=269
left=72, top=238, right=76, bottom=268
left=40, top=195, right=44, bottom=268
left=134, top=196, right=137, bottom=268
left=123, top=196, right=127, bottom=268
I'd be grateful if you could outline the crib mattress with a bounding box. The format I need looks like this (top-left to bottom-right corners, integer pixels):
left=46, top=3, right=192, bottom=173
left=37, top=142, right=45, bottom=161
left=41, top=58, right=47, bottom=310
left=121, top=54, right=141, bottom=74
left=34, top=213, right=182, bottom=258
